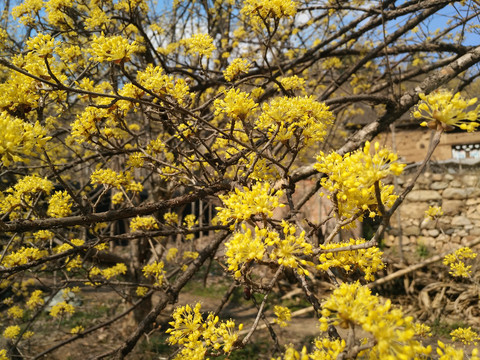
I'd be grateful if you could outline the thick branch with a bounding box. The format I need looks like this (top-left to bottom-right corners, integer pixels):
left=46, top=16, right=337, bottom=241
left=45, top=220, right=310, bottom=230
left=0, top=182, right=230, bottom=234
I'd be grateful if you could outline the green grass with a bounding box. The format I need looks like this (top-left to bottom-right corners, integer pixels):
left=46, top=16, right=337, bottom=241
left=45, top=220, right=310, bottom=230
left=416, top=243, right=429, bottom=258
left=429, top=319, right=473, bottom=337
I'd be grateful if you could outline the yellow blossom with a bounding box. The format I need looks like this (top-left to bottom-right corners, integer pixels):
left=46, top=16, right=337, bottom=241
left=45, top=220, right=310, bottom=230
left=255, top=96, right=333, bottom=147
left=2, top=247, right=46, bottom=268
left=26, top=290, right=44, bottom=309
left=443, top=247, right=477, bottom=278
left=89, top=34, right=140, bottom=63
left=242, top=0, right=297, bottom=19
left=0, top=175, right=53, bottom=217
left=414, top=323, right=432, bottom=337
left=130, top=216, right=159, bottom=231
left=166, top=302, right=242, bottom=354
left=317, top=238, right=385, bottom=281
left=164, top=212, right=179, bottom=225
left=166, top=247, right=179, bottom=262
left=450, top=327, right=479, bottom=345
left=273, top=305, right=291, bottom=327
left=278, top=75, right=306, bottom=91
left=214, top=88, right=258, bottom=120
left=436, top=340, right=464, bottom=359
left=425, top=205, right=443, bottom=221
left=3, top=325, right=21, bottom=340
left=136, top=286, right=149, bottom=297
left=47, top=191, right=73, bottom=218
left=101, top=263, right=128, bottom=280
left=0, top=349, right=8, bottom=360
left=267, top=221, right=313, bottom=275
left=183, top=251, right=199, bottom=260
left=70, top=325, right=84, bottom=334
left=225, top=224, right=268, bottom=277
left=216, top=182, right=284, bottom=226
left=142, top=261, right=166, bottom=286
left=7, top=305, right=24, bottom=319
left=314, top=141, right=405, bottom=223
left=224, top=58, right=251, bottom=81
left=90, top=168, right=127, bottom=189
left=320, top=282, right=431, bottom=359
left=22, top=330, right=34, bottom=339
left=413, top=89, right=480, bottom=132
left=180, top=34, right=216, bottom=58
left=33, top=230, right=54, bottom=242
left=49, top=301, right=75, bottom=318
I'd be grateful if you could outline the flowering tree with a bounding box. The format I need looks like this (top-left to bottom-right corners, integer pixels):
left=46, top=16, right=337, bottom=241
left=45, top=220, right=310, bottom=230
left=1, top=0, right=480, bottom=358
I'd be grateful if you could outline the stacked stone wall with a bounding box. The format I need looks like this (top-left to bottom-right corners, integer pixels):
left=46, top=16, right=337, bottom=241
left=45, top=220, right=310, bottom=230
left=386, top=166, right=480, bottom=253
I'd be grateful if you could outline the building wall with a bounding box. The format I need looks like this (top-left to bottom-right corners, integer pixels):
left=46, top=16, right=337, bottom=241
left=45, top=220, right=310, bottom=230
left=385, top=165, right=480, bottom=254
left=375, top=129, right=480, bottom=163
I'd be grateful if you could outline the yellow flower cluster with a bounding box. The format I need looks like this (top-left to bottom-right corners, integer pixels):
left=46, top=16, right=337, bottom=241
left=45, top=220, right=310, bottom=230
left=413, top=89, right=480, bottom=132
left=3, top=325, right=20, bottom=340
left=55, top=238, right=84, bottom=254
left=443, top=247, right=477, bottom=278
left=424, top=205, right=443, bottom=221
left=223, top=58, right=251, bottom=81
left=136, top=286, right=149, bottom=297
left=166, top=247, right=179, bottom=262
left=89, top=168, right=142, bottom=192
left=0, top=175, right=53, bottom=217
left=130, top=216, right=159, bottom=232
left=321, top=57, right=342, bottom=70
left=45, top=0, right=73, bottom=27
left=0, top=112, right=50, bottom=167
left=255, top=96, right=334, bottom=147
left=84, top=7, right=111, bottom=30
left=278, top=75, right=306, bottom=91
left=115, top=0, right=149, bottom=12
left=183, top=214, right=198, bottom=240
left=7, top=305, right=24, bottom=319
left=142, top=261, right=166, bottom=286
left=414, top=322, right=432, bottom=337
left=26, top=33, right=55, bottom=58
left=11, top=0, right=43, bottom=25
left=180, top=34, right=216, bottom=58
left=164, top=212, right=179, bottom=225
left=136, top=64, right=173, bottom=97
left=242, top=0, right=297, bottom=19
left=47, top=190, right=73, bottom=218
left=89, top=34, right=140, bottom=63
left=26, top=290, right=44, bottom=309
left=450, top=327, right=479, bottom=345
left=320, top=282, right=431, bottom=359
left=214, top=88, right=258, bottom=120
left=101, top=263, right=128, bottom=280
left=49, top=301, right=75, bottom=318
left=275, top=339, right=346, bottom=360
left=166, top=303, right=242, bottom=358
left=314, top=141, right=405, bottom=222
left=183, top=251, right=199, bottom=260
left=216, top=182, right=284, bottom=226
left=225, top=224, right=268, bottom=278
left=70, top=325, right=84, bottom=334
left=0, top=349, right=8, bottom=360
left=273, top=305, right=291, bottom=327
left=436, top=340, right=478, bottom=360
left=317, top=238, right=385, bottom=281
left=34, top=230, right=54, bottom=242
left=2, top=247, right=46, bottom=268
left=267, top=221, right=313, bottom=275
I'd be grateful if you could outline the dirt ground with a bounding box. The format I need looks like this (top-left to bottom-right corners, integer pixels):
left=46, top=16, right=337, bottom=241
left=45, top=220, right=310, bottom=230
left=26, top=265, right=479, bottom=359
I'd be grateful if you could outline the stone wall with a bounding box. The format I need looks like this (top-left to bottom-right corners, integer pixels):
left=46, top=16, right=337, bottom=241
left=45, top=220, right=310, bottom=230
left=385, top=163, right=480, bottom=254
